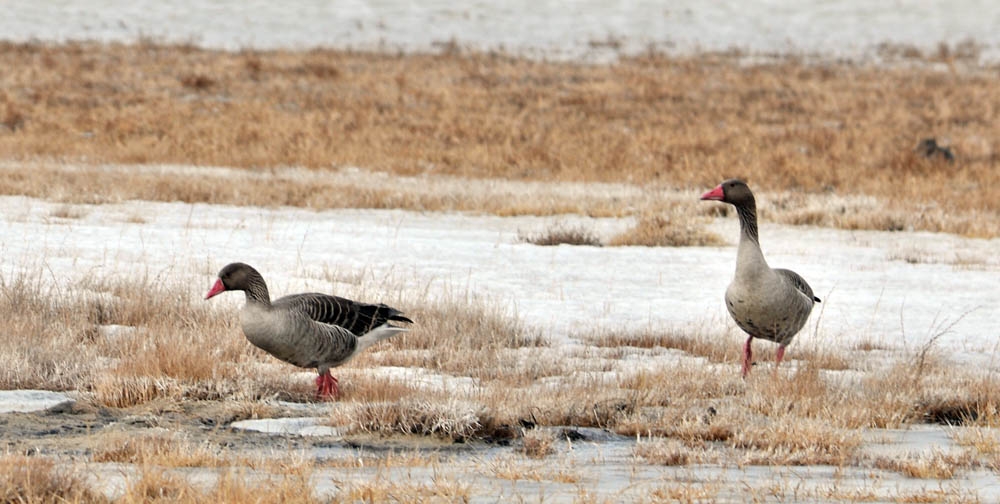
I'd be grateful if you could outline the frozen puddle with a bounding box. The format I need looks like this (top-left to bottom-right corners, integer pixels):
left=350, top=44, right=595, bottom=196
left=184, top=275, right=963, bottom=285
left=81, top=425, right=1000, bottom=502
left=230, top=417, right=341, bottom=437
left=861, top=424, right=973, bottom=458
left=0, top=390, right=74, bottom=414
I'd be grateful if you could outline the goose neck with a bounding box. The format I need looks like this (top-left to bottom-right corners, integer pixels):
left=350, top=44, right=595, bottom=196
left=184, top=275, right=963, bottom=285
left=733, top=200, right=769, bottom=275
left=243, top=278, right=272, bottom=306
left=734, top=201, right=759, bottom=245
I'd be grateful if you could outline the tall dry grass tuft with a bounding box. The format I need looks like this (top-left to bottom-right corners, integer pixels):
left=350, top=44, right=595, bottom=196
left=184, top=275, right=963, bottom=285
left=116, top=465, right=319, bottom=504
left=634, top=438, right=694, bottom=466
left=733, top=415, right=861, bottom=466
left=647, top=482, right=722, bottom=503
left=93, top=433, right=225, bottom=467
left=118, top=469, right=193, bottom=503
left=205, top=469, right=317, bottom=504
left=342, top=473, right=471, bottom=503
left=0, top=454, right=103, bottom=503
left=952, top=427, right=1000, bottom=456
left=344, top=396, right=485, bottom=441
left=519, top=224, right=602, bottom=247
left=872, top=450, right=977, bottom=479
left=608, top=214, right=724, bottom=247
left=0, top=271, right=103, bottom=391
left=78, top=276, right=256, bottom=407
left=364, top=292, right=548, bottom=385
left=519, top=428, right=557, bottom=458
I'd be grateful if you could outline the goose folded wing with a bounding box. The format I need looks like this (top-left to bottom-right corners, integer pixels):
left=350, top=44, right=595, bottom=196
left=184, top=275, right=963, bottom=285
left=774, top=268, right=821, bottom=303
left=298, top=320, right=360, bottom=368
left=274, top=293, right=412, bottom=335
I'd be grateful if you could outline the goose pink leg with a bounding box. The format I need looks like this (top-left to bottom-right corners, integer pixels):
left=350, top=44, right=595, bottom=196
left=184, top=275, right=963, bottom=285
left=315, top=371, right=340, bottom=400
left=741, top=336, right=754, bottom=378
left=775, top=345, right=786, bottom=373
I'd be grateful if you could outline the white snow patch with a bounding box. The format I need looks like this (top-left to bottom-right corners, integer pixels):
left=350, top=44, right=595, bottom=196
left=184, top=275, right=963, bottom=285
left=229, top=417, right=341, bottom=437
left=860, top=425, right=969, bottom=458
left=98, top=324, right=137, bottom=339
left=2, top=1, right=999, bottom=63
left=367, top=366, right=477, bottom=393
left=0, top=390, right=74, bottom=414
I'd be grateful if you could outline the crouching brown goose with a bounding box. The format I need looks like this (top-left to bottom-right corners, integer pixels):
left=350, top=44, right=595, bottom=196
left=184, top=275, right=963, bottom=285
left=700, top=180, right=820, bottom=377
left=205, top=262, right=412, bottom=399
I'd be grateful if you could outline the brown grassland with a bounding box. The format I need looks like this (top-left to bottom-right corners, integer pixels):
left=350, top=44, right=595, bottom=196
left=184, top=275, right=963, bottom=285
left=0, top=40, right=999, bottom=237
left=2, top=40, right=1000, bottom=501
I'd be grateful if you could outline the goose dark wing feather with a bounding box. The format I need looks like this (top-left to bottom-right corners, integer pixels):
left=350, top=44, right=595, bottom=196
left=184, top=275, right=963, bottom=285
left=774, top=268, right=821, bottom=303
left=273, top=293, right=411, bottom=335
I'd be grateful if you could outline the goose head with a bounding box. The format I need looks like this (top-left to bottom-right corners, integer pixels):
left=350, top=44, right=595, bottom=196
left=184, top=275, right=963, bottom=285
left=700, top=179, right=755, bottom=208
left=205, top=262, right=261, bottom=299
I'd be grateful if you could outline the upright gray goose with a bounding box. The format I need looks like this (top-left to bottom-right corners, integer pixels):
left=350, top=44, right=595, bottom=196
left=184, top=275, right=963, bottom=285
left=205, top=262, right=412, bottom=399
left=700, top=180, right=820, bottom=377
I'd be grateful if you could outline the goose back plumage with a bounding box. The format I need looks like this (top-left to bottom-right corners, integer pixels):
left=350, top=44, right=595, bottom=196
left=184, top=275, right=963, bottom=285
left=273, top=293, right=413, bottom=336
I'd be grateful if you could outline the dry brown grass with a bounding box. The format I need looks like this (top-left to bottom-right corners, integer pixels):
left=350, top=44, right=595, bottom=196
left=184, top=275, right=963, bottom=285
left=486, top=456, right=581, bottom=483
left=116, top=466, right=318, bottom=504
left=5, top=266, right=1000, bottom=499
left=92, top=433, right=224, bottom=467
left=1, top=41, right=1000, bottom=235
left=316, top=451, right=448, bottom=469
left=633, top=438, right=694, bottom=466
left=952, top=427, right=1000, bottom=455
left=0, top=454, right=103, bottom=503
left=0, top=161, right=655, bottom=218
left=647, top=482, right=721, bottom=503
left=0, top=270, right=314, bottom=407
left=50, top=204, right=88, bottom=220
left=341, top=473, right=471, bottom=503
left=733, top=415, right=861, bottom=466
left=519, top=224, right=602, bottom=246
left=582, top=323, right=854, bottom=378
left=340, top=396, right=485, bottom=441
left=583, top=326, right=741, bottom=364
left=609, top=351, right=1000, bottom=473
left=361, top=292, right=548, bottom=385
left=609, top=214, right=724, bottom=247
left=519, top=428, right=557, bottom=459
left=6, top=266, right=997, bottom=450
left=618, top=367, right=863, bottom=465
left=872, top=450, right=977, bottom=479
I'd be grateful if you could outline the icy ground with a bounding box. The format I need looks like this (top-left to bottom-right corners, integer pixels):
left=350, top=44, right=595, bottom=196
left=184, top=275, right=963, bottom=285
left=76, top=428, right=1000, bottom=502
left=0, top=390, right=74, bottom=414
left=0, top=183, right=997, bottom=367
left=3, top=0, right=1000, bottom=63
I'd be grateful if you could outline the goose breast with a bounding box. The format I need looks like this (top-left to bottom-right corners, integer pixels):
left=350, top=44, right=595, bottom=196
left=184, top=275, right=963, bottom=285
left=725, top=269, right=814, bottom=345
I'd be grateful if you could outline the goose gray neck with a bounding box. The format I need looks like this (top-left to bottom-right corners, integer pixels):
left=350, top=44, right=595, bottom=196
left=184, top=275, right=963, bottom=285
left=243, top=275, right=271, bottom=306
left=733, top=197, right=768, bottom=274
left=735, top=201, right=759, bottom=244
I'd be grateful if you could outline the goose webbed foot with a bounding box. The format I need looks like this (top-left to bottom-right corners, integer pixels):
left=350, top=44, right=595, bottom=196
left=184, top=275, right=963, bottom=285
left=315, top=372, right=340, bottom=401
